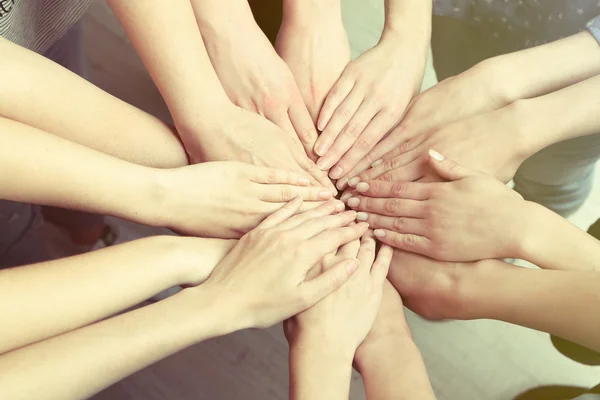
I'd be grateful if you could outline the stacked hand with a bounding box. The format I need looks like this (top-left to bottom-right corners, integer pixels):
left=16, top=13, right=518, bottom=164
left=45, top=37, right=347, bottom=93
left=150, top=161, right=338, bottom=239
left=199, top=197, right=369, bottom=329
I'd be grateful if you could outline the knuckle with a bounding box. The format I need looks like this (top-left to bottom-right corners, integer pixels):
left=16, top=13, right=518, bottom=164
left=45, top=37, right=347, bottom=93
left=266, top=170, right=278, bottom=184
left=379, top=172, right=393, bottom=182
left=354, top=138, right=372, bottom=151
left=340, top=107, right=353, bottom=118
left=344, top=124, right=362, bottom=139
left=398, top=140, right=413, bottom=154
left=391, top=182, right=407, bottom=197
left=392, top=217, right=406, bottom=231
left=385, top=198, right=399, bottom=213
left=401, top=234, right=418, bottom=249
left=280, top=186, right=295, bottom=201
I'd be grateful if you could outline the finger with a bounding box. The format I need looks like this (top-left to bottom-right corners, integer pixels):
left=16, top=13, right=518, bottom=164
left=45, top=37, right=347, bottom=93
left=354, top=180, right=430, bottom=200
left=373, top=229, right=431, bottom=255
left=293, top=150, right=337, bottom=195
left=257, top=196, right=303, bottom=230
left=258, top=184, right=333, bottom=203
left=304, top=222, right=370, bottom=264
left=370, top=245, right=394, bottom=287
left=346, top=196, right=425, bottom=218
left=355, top=213, right=426, bottom=235
left=427, top=149, right=478, bottom=181
left=356, top=233, right=377, bottom=271
left=289, top=101, right=320, bottom=161
left=300, top=258, right=360, bottom=310
left=319, top=103, right=376, bottom=176
left=315, top=91, right=364, bottom=161
left=317, top=74, right=355, bottom=132
left=340, top=189, right=356, bottom=204
left=278, top=199, right=345, bottom=231
left=332, top=112, right=397, bottom=183
left=250, top=166, right=312, bottom=186
left=289, top=210, right=358, bottom=240
left=298, top=201, right=327, bottom=213
left=339, top=124, right=411, bottom=182
left=359, top=160, right=426, bottom=184
left=358, top=149, right=421, bottom=182
left=336, top=238, right=361, bottom=259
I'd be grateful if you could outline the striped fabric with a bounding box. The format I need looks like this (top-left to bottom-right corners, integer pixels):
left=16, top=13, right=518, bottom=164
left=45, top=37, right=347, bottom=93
left=0, top=0, right=92, bottom=54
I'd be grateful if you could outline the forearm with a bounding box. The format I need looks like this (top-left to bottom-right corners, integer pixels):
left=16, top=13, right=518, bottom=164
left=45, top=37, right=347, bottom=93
left=0, top=117, right=162, bottom=222
left=515, top=73, right=600, bottom=154
left=465, top=264, right=600, bottom=353
left=0, top=288, right=233, bottom=400
left=289, top=339, right=353, bottom=400
left=516, top=202, right=600, bottom=272
left=108, top=0, right=230, bottom=125
left=381, top=0, right=431, bottom=53
left=0, top=37, right=187, bottom=168
left=0, top=235, right=202, bottom=354
left=493, top=31, right=600, bottom=103
left=281, top=0, right=342, bottom=25
left=355, top=338, right=435, bottom=400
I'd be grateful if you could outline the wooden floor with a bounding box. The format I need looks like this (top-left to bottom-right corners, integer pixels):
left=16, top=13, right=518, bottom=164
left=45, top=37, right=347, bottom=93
left=83, top=1, right=600, bottom=399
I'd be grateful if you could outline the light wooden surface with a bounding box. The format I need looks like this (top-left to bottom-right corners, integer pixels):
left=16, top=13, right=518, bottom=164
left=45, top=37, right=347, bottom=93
left=82, top=1, right=600, bottom=399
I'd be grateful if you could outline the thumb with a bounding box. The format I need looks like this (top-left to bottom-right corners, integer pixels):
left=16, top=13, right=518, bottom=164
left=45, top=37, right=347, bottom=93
left=301, top=258, right=359, bottom=309
left=427, top=149, right=478, bottom=181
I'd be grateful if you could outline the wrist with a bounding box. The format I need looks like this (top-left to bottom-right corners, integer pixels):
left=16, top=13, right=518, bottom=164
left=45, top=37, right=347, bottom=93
left=281, top=0, right=342, bottom=27
left=289, top=332, right=356, bottom=365
left=355, top=334, right=416, bottom=373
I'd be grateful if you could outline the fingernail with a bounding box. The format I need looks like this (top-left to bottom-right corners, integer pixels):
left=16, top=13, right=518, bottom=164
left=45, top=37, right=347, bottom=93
left=356, top=212, right=368, bottom=221
left=336, top=178, right=348, bottom=191
left=298, top=177, right=310, bottom=186
left=348, top=177, right=360, bottom=187
left=347, top=197, right=360, bottom=208
left=317, top=157, right=331, bottom=171
left=318, top=189, right=332, bottom=200
left=346, top=258, right=359, bottom=274
left=334, top=201, right=345, bottom=212
left=371, top=159, right=383, bottom=168
left=331, top=187, right=338, bottom=197
left=374, top=229, right=386, bottom=238
left=356, top=182, right=369, bottom=192
left=340, top=192, right=352, bottom=203
left=429, top=149, right=444, bottom=161
left=315, top=142, right=327, bottom=156
left=329, top=166, right=343, bottom=179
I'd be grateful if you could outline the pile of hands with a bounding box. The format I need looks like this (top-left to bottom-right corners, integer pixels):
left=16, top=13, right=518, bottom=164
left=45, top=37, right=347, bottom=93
left=153, top=0, right=548, bottom=371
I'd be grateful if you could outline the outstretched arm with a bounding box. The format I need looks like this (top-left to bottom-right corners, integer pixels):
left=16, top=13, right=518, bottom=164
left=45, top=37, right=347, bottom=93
left=0, top=36, right=187, bottom=168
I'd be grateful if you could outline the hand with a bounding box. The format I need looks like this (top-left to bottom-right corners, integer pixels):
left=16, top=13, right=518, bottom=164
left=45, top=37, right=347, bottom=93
left=314, top=38, right=426, bottom=182
left=202, top=21, right=320, bottom=161
left=284, top=233, right=393, bottom=353
left=354, top=103, right=531, bottom=185
left=388, top=248, right=516, bottom=321
left=275, top=6, right=350, bottom=122
left=338, top=59, right=513, bottom=187
left=177, top=237, right=237, bottom=286
left=153, top=161, right=338, bottom=239
left=347, top=150, right=533, bottom=262
left=201, top=198, right=369, bottom=329
left=178, top=105, right=336, bottom=193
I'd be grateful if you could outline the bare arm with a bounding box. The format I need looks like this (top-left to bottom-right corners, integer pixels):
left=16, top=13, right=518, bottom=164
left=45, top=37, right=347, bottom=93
left=355, top=281, right=435, bottom=400
left=498, top=31, right=600, bottom=103
left=0, top=36, right=187, bottom=168
left=106, top=0, right=230, bottom=127
left=0, top=235, right=232, bottom=354
left=464, top=263, right=600, bottom=354
left=0, top=287, right=232, bottom=400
